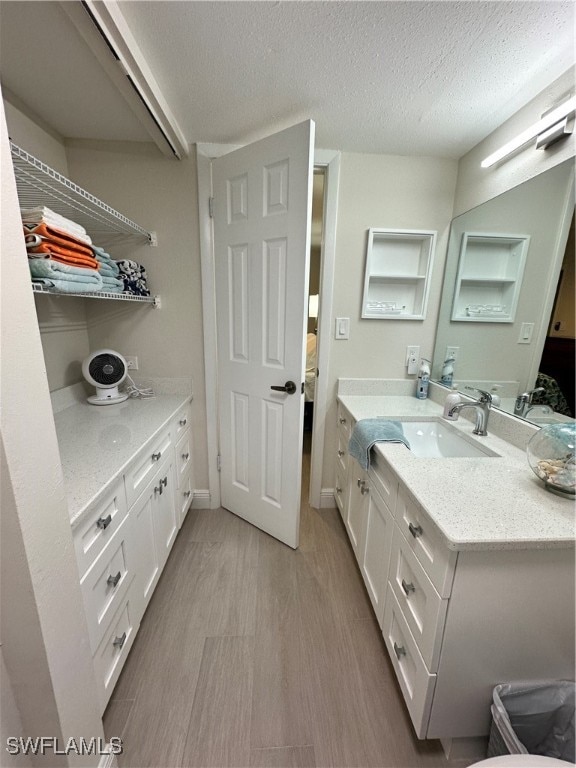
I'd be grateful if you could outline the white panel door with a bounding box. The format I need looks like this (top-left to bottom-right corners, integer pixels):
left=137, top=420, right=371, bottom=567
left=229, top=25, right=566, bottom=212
left=213, top=120, right=315, bottom=548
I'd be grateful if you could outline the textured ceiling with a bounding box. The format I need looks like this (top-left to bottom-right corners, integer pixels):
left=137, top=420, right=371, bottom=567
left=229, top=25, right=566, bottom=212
left=1, top=1, right=574, bottom=158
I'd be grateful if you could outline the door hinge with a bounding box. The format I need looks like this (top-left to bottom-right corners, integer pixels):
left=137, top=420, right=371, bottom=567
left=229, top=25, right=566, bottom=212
left=208, top=196, right=214, bottom=218
left=217, top=453, right=221, bottom=472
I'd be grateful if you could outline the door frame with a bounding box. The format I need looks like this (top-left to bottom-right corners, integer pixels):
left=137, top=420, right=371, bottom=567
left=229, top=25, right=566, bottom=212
left=196, top=142, right=340, bottom=510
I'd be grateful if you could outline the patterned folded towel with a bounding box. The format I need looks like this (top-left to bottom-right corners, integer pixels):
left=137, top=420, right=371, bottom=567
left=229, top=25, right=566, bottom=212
left=348, top=419, right=410, bottom=470
left=115, top=259, right=150, bottom=296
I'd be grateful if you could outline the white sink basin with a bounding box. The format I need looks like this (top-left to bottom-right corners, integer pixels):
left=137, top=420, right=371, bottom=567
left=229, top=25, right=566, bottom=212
left=400, top=421, right=499, bottom=458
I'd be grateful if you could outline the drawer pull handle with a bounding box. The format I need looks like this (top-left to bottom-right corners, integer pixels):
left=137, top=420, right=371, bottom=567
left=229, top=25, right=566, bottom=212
left=179, top=418, right=187, bottom=426
left=338, top=449, right=345, bottom=457
left=339, top=417, right=347, bottom=424
left=154, top=483, right=163, bottom=495
left=401, top=579, right=416, bottom=595
left=96, top=515, right=112, bottom=530
left=336, top=486, right=342, bottom=494
left=393, top=642, right=406, bottom=660
left=360, top=485, right=369, bottom=495
left=107, top=571, right=121, bottom=588
left=152, top=452, right=162, bottom=462
left=184, top=490, right=192, bottom=498
left=408, top=522, right=423, bottom=538
left=113, top=632, right=127, bottom=649
left=182, top=452, right=190, bottom=460
left=357, top=478, right=364, bottom=488
left=162, top=477, right=168, bottom=488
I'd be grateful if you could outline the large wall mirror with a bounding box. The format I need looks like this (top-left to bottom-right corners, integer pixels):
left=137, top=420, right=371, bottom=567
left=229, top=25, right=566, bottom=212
left=432, top=159, right=575, bottom=427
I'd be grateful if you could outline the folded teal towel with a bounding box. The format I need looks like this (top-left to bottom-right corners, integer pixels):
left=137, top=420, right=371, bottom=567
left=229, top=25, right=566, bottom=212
left=348, top=419, right=410, bottom=470
left=29, top=259, right=103, bottom=286
left=91, top=245, right=120, bottom=276
left=101, top=276, right=124, bottom=290
left=32, top=278, right=103, bottom=293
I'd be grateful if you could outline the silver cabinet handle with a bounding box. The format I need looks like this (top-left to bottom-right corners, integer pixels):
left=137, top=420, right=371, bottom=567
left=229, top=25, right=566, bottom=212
left=182, top=452, right=190, bottom=460
left=401, top=579, right=415, bottom=595
left=113, top=632, right=126, bottom=649
left=336, top=486, right=342, bottom=494
left=338, top=449, right=345, bottom=457
left=361, top=485, right=369, bottom=495
left=339, top=417, right=347, bottom=424
left=179, top=418, right=187, bottom=426
left=394, top=642, right=406, bottom=660
left=154, top=483, right=163, bottom=495
left=408, top=522, right=423, bottom=538
left=357, top=478, right=364, bottom=488
left=162, top=476, right=168, bottom=488
left=152, top=451, right=161, bottom=462
left=107, top=571, right=121, bottom=588
left=97, top=514, right=112, bottom=530
left=184, top=490, right=192, bottom=498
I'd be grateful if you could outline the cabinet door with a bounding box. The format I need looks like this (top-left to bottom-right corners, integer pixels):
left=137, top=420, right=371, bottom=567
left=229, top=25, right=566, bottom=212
left=359, top=483, right=394, bottom=627
left=130, top=484, right=160, bottom=626
left=153, top=460, right=178, bottom=570
left=346, top=467, right=368, bottom=558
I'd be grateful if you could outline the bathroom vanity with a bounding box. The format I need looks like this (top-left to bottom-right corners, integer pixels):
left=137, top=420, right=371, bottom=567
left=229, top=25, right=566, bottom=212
left=54, top=392, right=194, bottom=712
left=335, top=388, right=575, bottom=747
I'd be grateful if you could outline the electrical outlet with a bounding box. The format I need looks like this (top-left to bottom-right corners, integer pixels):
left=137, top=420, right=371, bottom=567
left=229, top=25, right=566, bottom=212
left=445, top=346, right=459, bottom=362
left=406, top=346, right=420, bottom=374
left=125, top=356, right=139, bottom=370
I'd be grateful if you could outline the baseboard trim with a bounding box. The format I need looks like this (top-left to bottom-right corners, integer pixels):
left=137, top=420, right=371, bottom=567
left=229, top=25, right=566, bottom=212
left=191, top=490, right=211, bottom=509
left=320, top=489, right=337, bottom=509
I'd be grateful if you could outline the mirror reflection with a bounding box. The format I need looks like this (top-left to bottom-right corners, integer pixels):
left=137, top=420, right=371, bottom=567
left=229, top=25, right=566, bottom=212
left=432, top=160, right=575, bottom=426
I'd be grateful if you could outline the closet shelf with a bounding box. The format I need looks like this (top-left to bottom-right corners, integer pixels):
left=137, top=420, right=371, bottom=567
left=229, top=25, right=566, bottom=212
left=10, top=141, right=154, bottom=243
left=31, top=283, right=160, bottom=308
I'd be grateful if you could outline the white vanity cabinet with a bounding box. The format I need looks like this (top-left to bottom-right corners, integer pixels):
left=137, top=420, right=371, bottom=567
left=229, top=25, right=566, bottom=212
left=335, top=399, right=575, bottom=745
left=70, top=397, right=194, bottom=713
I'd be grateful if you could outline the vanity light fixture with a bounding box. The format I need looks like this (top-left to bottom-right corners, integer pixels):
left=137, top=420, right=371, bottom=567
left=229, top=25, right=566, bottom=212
left=481, top=95, right=576, bottom=168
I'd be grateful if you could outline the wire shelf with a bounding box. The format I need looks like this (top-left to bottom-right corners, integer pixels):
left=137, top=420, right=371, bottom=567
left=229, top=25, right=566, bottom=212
left=31, top=282, right=159, bottom=307
left=11, top=141, right=153, bottom=242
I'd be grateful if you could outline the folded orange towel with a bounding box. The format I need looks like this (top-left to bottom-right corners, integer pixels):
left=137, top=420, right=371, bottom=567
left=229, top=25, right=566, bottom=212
left=27, top=243, right=99, bottom=270
left=24, top=222, right=95, bottom=260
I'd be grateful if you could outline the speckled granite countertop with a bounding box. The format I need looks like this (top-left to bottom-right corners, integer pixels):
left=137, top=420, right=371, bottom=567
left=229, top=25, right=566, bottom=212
left=54, top=395, right=191, bottom=528
left=338, top=395, right=575, bottom=551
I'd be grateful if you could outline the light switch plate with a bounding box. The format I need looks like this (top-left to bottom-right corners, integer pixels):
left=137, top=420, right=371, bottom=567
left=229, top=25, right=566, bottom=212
left=335, top=317, right=350, bottom=339
left=406, top=346, right=420, bottom=374
left=518, top=322, right=534, bottom=344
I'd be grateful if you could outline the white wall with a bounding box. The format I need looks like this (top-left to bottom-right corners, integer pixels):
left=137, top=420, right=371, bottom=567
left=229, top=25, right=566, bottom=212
left=321, top=152, right=458, bottom=489
left=65, top=139, right=209, bottom=492
left=0, top=92, right=104, bottom=767
left=454, top=67, right=576, bottom=216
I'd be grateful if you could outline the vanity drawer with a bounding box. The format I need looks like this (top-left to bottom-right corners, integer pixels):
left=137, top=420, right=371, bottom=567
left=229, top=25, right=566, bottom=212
left=368, top=451, right=398, bottom=513
left=395, top=487, right=457, bottom=598
left=382, top=587, right=437, bottom=739
left=124, top=425, right=172, bottom=508
left=337, top=403, right=353, bottom=442
left=334, top=463, right=347, bottom=518
left=173, top=402, right=192, bottom=442
left=389, top=527, right=448, bottom=671
left=174, top=429, right=192, bottom=488
left=93, top=592, right=138, bottom=713
left=176, top=470, right=193, bottom=528
left=73, top=481, right=128, bottom=578
left=80, top=514, right=133, bottom=655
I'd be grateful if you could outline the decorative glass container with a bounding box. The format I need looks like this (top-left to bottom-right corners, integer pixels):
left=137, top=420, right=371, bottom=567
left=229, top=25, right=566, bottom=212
left=527, top=423, right=575, bottom=496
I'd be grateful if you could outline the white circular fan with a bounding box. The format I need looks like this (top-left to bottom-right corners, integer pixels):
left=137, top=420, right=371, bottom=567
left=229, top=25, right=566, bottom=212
left=82, top=349, right=129, bottom=405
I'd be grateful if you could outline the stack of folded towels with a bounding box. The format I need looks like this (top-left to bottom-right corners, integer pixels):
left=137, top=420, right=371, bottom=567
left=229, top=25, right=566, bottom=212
left=91, top=245, right=124, bottom=293
left=22, top=206, right=103, bottom=293
left=115, top=259, right=151, bottom=297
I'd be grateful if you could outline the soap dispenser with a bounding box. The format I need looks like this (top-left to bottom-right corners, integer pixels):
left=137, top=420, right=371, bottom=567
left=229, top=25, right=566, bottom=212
left=490, top=385, right=502, bottom=407
left=443, top=385, right=461, bottom=420
left=440, top=356, right=456, bottom=386
left=416, top=358, right=430, bottom=400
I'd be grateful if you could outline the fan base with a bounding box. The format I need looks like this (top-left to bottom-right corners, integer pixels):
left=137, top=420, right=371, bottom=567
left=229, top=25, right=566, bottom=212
left=87, top=393, right=129, bottom=406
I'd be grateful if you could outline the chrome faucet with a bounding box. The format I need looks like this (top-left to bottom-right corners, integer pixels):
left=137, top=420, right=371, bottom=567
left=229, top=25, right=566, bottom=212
left=448, top=387, right=493, bottom=436
left=514, top=387, right=545, bottom=417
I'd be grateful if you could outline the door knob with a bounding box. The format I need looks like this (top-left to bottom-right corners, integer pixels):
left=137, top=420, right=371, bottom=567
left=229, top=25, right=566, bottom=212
left=270, top=380, right=297, bottom=395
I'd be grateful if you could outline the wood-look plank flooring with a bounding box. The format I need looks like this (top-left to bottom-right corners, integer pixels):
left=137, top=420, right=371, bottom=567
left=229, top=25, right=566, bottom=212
left=104, top=437, right=458, bottom=768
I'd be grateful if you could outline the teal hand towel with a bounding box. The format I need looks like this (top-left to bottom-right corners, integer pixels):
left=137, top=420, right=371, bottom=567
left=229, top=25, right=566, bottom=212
left=348, top=419, right=410, bottom=470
